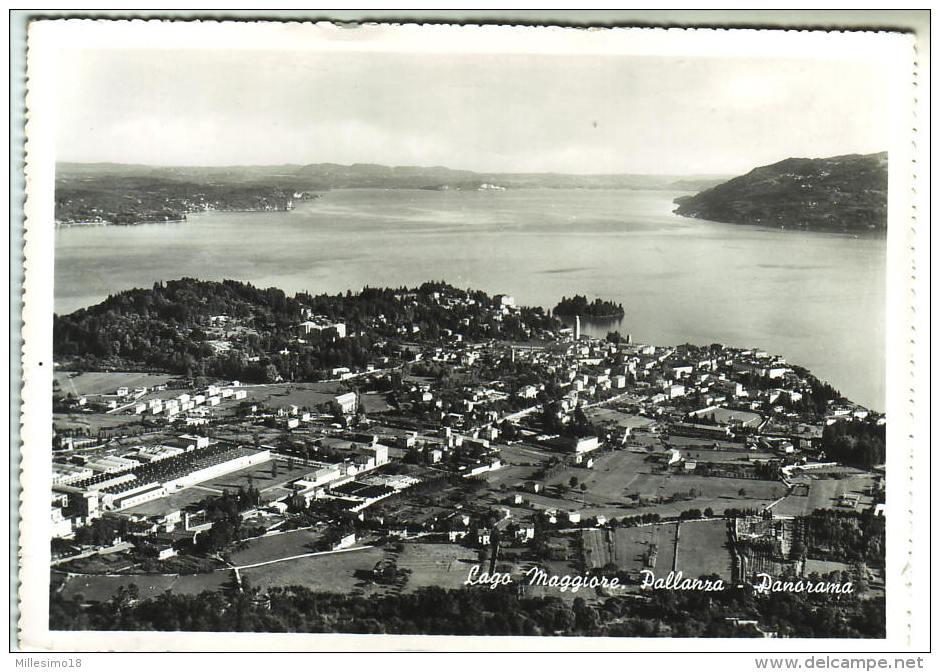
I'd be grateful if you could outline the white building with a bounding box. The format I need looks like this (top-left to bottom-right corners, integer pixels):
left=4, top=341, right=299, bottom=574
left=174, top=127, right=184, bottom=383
left=569, top=436, right=600, bottom=454
left=300, top=320, right=347, bottom=339
left=333, top=392, right=358, bottom=414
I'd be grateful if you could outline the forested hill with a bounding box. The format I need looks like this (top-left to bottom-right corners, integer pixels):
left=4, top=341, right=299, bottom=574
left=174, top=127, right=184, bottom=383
left=52, top=279, right=558, bottom=381
left=673, top=152, right=888, bottom=232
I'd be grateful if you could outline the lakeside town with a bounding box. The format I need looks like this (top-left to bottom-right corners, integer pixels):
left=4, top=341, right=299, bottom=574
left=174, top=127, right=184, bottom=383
left=49, top=281, right=886, bottom=637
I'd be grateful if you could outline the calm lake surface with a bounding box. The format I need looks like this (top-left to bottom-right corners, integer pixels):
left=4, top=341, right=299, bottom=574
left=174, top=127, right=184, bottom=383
left=55, top=188, right=886, bottom=411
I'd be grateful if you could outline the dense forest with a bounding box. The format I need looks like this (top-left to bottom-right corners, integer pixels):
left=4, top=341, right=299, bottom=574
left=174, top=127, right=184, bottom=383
left=801, top=509, right=886, bottom=567
left=821, top=418, right=886, bottom=468
left=49, top=581, right=884, bottom=638
left=52, top=279, right=559, bottom=381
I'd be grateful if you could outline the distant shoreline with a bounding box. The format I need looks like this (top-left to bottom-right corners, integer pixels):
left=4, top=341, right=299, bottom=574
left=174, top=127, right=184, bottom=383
left=54, top=206, right=303, bottom=229
left=672, top=210, right=889, bottom=237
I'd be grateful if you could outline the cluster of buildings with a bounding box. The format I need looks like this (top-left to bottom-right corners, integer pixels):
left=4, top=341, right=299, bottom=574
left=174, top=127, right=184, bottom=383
left=61, top=380, right=250, bottom=424
left=298, top=310, right=347, bottom=341
left=344, top=310, right=850, bottom=472
left=59, top=382, right=167, bottom=411
left=128, top=383, right=248, bottom=421
left=54, top=431, right=411, bottom=554
left=51, top=286, right=884, bottom=588
left=286, top=439, right=393, bottom=509
left=538, top=339, right=856, bottom=459
left=386, top=425, right=502, bottom=476
left=51, top=436, right=270, bottom=539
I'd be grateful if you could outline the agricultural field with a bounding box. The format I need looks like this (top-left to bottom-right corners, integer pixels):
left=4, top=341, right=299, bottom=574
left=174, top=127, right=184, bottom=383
left=507, top=490, right=584, bottom=514
left=614, top=525, right=677, bottom=574
left=581, top=529, right=610, bottom=568
left=239, top=546, right=385, bottom=593
left=238, top=382, right=347, bottom=410
left=582, top=524, right=678, bottom=576
left=56, top=568, right=230, bottom=603
left=624, top=472, right=778, bottom=500
left=803, top=558, right=853, bottom=576
left=480, top=462, right=538, bottom=491
left=499, top=442, right=559, bottom=467
left=394, top=542, right=480, bottom=591
left=494, top=479, right=784, bottom=523
left=359, top=391, right=392, bottom=413
left=675, top=519, right=733, bottom=581
left=773, top=472, right=878, bottom=517
left=229, top=527, right=327, bottom=566
left=53, top=411, right=149, bottom=434
left=612, top=524, right=678, bottom=575
left=623, top=471, right=785, bottom=514
left=530, top=449, right=786, bottom=518
left=53, top=371, right=177, bottom=397
left=643, top=524, right=678, bottom=574
left=543, top=450, right=649, bottom=503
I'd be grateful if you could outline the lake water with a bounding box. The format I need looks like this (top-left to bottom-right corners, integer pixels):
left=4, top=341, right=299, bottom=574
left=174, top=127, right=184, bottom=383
left=55, top=188, right=886, bottom=411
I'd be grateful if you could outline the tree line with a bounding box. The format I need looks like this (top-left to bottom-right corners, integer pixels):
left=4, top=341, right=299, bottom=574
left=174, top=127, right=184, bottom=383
left=49, top=580, right=884, bottom=638
left=821, top=418, right=886, bottom=468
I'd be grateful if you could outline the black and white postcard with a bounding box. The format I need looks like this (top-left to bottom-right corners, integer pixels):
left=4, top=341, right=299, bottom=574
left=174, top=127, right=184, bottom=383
left=15, top=16, right=928, bottom=656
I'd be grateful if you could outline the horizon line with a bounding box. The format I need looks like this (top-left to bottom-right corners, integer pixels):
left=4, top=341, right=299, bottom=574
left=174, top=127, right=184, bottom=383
left=53, top=150, right=887, bottom=178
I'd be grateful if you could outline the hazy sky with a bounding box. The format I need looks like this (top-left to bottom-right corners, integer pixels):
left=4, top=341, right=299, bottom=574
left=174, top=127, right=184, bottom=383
left=56, top=48, right=891, bottom=175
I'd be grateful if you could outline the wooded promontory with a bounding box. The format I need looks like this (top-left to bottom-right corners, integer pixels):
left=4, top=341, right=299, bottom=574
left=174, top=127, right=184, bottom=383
left=673, top=152, right=887, bottom=233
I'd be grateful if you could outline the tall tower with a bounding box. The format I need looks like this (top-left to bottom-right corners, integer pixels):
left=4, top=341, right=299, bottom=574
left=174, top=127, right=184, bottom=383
left=574, top=315, right=581, bottom=340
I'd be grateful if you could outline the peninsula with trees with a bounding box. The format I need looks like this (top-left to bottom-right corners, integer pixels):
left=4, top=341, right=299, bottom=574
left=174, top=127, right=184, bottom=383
left=554, top=295, right=625, bottom=319
left=55, top=165, right=319, bottom=226
left=673, top=152, right=887, bottom=233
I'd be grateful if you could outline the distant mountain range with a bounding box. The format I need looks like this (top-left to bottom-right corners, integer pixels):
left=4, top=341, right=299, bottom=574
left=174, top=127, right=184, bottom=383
left=57, top=161, right=728, bottom=192
left=673, top=152, right=888, bottom=233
